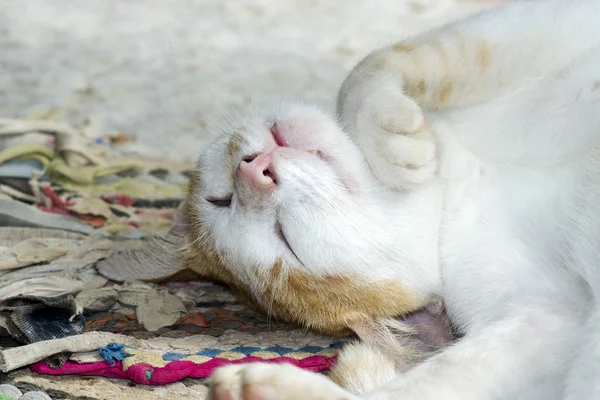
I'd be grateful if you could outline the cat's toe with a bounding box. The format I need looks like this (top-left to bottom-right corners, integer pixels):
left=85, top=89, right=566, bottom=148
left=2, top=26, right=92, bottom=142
left=369, top=129, right=437, bottom=188
left=209, top=365, right=246, bottom=400
left=208, top=363, right=357, bottom=400
left=355, top=89, right=438, bottom=190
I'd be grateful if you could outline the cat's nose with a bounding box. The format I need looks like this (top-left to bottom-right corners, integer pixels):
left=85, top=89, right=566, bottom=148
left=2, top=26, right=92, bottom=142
left=238, top=152, right=276, bottom=190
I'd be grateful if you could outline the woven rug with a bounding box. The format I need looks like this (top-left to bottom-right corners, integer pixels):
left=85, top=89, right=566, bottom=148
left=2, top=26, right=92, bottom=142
left=30, top=341, right=341, bottom=386
left=26, top=281, right=344, bottom=385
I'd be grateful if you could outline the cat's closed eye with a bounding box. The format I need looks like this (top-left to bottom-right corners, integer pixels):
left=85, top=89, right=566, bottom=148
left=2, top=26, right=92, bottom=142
left=206, top=195, right=233, bottom=207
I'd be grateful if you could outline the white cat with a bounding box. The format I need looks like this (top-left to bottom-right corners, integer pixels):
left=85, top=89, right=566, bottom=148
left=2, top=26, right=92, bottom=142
left=181, top=0, right=600, bottom=399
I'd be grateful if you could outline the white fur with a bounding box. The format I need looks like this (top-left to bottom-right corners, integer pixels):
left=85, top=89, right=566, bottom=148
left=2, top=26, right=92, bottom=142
left=201, top=0, right=600, bottom=399
left=328, top=342, right=405, bottom=394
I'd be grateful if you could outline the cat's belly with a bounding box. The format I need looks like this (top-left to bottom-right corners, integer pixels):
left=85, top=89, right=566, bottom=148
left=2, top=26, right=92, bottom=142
left=439, top=162, right=594, bottom=333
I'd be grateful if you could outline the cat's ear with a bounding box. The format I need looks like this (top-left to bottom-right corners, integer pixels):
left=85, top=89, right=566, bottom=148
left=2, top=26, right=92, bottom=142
left=97, top=199, right=201, bottom=282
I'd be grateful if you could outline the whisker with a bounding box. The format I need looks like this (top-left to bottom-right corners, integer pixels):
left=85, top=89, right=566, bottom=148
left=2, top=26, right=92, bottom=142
left=284, top=167, right=397, bottom=263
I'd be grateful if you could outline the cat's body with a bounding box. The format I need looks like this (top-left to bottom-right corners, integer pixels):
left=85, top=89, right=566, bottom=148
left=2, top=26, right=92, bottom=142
left=181, top=1, right=600, bottom=399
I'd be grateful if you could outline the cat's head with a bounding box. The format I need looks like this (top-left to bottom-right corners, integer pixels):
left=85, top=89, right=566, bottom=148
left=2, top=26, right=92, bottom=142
left=184, top=103, right=442, bottom=335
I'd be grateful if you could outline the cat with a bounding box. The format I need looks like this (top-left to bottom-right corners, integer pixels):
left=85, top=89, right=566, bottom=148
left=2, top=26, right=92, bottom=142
left=178, top=0, right=600, bottom=398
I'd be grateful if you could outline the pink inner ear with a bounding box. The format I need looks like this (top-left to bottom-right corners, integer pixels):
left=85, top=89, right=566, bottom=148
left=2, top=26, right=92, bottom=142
left=271, top=122, right=289, bottom=147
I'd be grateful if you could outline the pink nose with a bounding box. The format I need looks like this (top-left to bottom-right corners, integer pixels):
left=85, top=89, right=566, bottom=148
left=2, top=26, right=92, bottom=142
left=238, top=152, right=276, bottom=189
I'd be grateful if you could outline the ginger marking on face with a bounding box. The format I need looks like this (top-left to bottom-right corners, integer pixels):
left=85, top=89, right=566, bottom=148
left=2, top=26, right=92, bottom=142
left=394, top=43, right=415, bottom=52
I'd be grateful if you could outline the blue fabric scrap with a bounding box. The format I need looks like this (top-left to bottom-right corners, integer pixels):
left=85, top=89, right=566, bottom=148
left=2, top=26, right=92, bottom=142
left=0, top=159, right=44, bottom=179
left=99, top=343, right=132, bottom=366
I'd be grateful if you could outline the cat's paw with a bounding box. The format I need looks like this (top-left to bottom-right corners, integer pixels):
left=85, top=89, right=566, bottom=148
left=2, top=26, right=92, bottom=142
left=328, top=342, right=402, bottom=394
left=355, top=86, right=437, bottom=190
left=208, top=363, right=358, bottom=400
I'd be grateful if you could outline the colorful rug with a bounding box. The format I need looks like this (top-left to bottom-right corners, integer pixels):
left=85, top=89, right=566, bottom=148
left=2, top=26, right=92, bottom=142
left=82, top=281, right=298, bottom=339
left=22, top=280, right=346, bottom=385
left=29, top=341, right=342, bottom=386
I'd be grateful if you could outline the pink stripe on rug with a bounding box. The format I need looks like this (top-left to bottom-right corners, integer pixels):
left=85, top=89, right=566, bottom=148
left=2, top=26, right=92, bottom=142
left=30, top=355, right=337, bottom=386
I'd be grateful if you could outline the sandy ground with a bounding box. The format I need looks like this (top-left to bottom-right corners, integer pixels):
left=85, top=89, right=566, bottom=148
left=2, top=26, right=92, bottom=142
left=0, top=0, right=499, bottom=161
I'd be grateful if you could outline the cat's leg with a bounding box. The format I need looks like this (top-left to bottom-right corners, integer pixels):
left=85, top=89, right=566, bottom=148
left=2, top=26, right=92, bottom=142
left=360, top=305, right=580, bottom=400
left=337, top=0, right=600, bottom=189
left=437, top=42, right=600, bottom=164
left=207, top=306, right=578, bottom=400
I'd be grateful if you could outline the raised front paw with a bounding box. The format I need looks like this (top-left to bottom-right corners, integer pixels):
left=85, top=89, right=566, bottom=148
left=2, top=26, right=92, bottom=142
left=354, top=86, right=437, bottom=190
left=208, top=363, right=358, bottom=400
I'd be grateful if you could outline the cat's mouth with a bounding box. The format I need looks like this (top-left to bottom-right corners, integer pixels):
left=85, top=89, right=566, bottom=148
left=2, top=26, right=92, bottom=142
left=276, top=220, right=304, bottom=265
left=270, top=122, right=288, bottom=147
left=239, top=122, right=333, bottom=190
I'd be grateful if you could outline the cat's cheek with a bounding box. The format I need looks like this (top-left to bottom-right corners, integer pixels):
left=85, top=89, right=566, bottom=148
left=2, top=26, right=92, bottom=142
left=269, top=151, right=351, bottom=205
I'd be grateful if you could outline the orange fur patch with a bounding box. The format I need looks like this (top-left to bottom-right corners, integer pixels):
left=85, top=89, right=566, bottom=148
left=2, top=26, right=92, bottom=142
left=406, top=79, right=426, bottom=100
left=225, top=132, right=244, bottom=182
left=422, top=40, right=453, bottom=107
left=261, top=264, right=419, bottom=335
left=438, top=81, right=453, bottom=105
left=416, top=80, right=426, bottom=96
left=476, top=40, right=491, bottom=71
left=393, top=43, right=414, bottom=52
left=429, top=40, right=449, bottom=72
